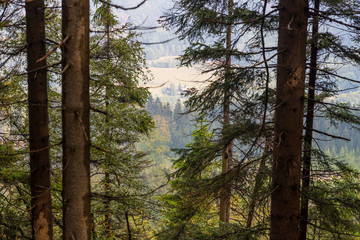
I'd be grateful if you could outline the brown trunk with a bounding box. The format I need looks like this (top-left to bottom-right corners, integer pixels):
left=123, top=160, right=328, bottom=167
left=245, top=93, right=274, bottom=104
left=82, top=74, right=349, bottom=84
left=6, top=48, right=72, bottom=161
left=62, top=0, right=91, bottom=237
left=299, top=0, right=320, bottom=239
left=270, top=0, right=308, bottom=239
left=25, top=0, right=53, bottom=238
left=220, top=0, right=234, bottom=223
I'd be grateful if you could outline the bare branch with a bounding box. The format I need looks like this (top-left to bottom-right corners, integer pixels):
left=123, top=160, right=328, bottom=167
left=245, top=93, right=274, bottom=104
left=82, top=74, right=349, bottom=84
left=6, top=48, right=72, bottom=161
left=139, top=37, right=177, bottom=45
left=98, top=0, right=146, bottom=10
left=309, top=11, right=360, bottom=30
left=36, top=35, right=69, bottom=63
left=20, top=61, right=62, bottom=75
left=304, top=127, right=351, bottom=141
left=90, top=105, right=107, bottom=115
left=316, top=67, right=360, bottom=84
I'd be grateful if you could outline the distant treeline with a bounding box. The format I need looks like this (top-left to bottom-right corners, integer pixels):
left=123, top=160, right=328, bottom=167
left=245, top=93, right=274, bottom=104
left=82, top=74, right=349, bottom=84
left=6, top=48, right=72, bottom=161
left=143, top=96, right=360, bottom=169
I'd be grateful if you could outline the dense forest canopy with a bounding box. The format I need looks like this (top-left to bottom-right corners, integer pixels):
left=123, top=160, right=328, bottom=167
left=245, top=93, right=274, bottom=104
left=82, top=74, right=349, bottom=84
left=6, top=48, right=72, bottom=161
left=1, top=0, right=360, bottom=239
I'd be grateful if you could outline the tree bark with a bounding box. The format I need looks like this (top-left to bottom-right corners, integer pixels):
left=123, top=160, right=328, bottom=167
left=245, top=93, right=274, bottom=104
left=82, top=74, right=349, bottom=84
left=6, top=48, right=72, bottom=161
left=25, top=0, right=53, bottom=238
left=220, top=0, right=233, bottom=223
left=270, top=0, right=308, bottom=239
left=299, top=0, right=320, bottom=239
left=62, top=0, right=91, bottom=237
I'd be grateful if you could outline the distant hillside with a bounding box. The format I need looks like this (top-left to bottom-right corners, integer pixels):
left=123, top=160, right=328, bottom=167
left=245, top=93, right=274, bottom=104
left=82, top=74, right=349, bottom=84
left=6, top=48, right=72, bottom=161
left=146, top=66, right=212, bottom=107
left=115, top=0, right=187, bottom=66
left=118, top=0, right=360, bottom=99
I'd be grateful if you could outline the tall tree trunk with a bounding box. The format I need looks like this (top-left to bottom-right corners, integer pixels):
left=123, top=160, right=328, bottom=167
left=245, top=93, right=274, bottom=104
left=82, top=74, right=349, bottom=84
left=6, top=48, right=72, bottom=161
left=270, top=0, right=308, bottom=239
left=62, top=0, right=91, bottom=237
left=299, top=0, right=320, bottom=239
left=220, top=0, right=233, bottom=223
left=103, top=6, right=112, bottom=236
left=25, top=0, right=53, bottom=238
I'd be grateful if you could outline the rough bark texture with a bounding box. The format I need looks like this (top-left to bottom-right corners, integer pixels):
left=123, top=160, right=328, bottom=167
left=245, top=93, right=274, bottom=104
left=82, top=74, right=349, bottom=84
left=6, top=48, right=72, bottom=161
left=25, top=0, right=53, bottom=238
left=219, top=0, right=234, bottom=223
left=299, top=0, right=320, bottom=239
left=270, top=0, right=308, bottom=239
left=62, top=0, right=91, bottom=237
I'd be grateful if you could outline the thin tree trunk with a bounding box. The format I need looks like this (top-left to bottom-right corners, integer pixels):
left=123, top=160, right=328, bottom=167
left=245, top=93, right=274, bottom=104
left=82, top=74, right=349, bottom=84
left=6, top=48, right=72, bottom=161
left=104, top=7, right=112, bottom=236
left=125, top=211, right=132, bottom=240
left=103, top=93, right=112, bottom=235
left=25, top=0, right=53, bottom=238
left=246, top=144, right=268, bottom=229
left=299, top=0, right=320, bottom=239
left=246, top=0, right=269, bottom=230
left=220, top=0, right=233, bottom=223
left=270, top=0, right=308, bottom=239
left=62, top=0, right=91, bottom=237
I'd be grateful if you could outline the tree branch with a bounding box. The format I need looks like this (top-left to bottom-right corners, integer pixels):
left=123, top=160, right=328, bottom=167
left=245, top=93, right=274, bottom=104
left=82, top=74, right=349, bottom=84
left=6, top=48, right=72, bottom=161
left=304, top=127, right=351, bottom=141
left=309, top=11, right=360, bottom=30
left=98, top=0, right=146, bottom=10
left=36, top=35, right=69, bottom=63
left=316, top=67, right=360, bottom=84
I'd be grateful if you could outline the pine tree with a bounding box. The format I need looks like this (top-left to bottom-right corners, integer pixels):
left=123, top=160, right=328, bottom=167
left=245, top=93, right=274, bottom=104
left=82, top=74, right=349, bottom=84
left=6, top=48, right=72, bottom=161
left=219, top=0, right=233, bottom=223
left=299, top=0, right=320, bottom=238
left=159, top=118, right=218, bottom=239
left=89, top=1, right=155, bottom=237
left=162, top=0, right=270, bottom=228
left=298, top=0, right=360, bottom=238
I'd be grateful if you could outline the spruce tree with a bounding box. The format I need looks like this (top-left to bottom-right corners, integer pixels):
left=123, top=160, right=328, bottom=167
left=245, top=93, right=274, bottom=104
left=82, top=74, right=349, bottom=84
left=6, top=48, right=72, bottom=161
left=25, top=0, right=53, bottom=237
left=300, top=1, right=320, bottom=239
left=298, top=0, right=360, bottom=238
left=89, top=0, right=155, bottom=237
left=270, top=0, right=308, bottom=239
left=62, top=0, right=91, bottom=237
left=161, top=0, right=275, bottom=237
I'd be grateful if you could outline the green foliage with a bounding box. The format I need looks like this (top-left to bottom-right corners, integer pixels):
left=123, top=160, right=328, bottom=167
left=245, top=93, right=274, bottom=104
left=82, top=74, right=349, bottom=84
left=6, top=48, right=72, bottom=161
left=306, top=149, right=360, bottom=239
left=0, top=0, right=157, bottom=238
left=0, top=139, right=31, bottom=239
left=141, top=96, right=195, bottom=155
left=2, top=0, right=360, bottom=238
left=158, top=119, right=219, bottom=239
left=158, top=117, right=271, bottom=239
left=89, top=2, right=157, bottom=238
